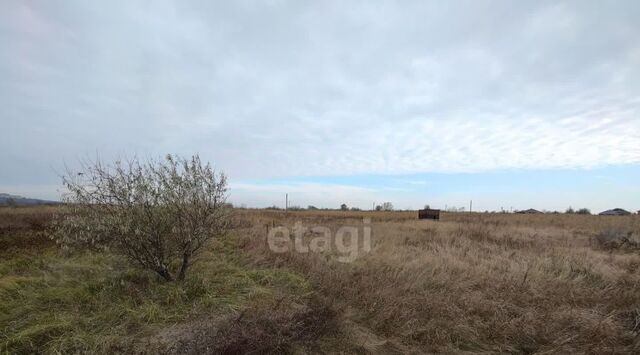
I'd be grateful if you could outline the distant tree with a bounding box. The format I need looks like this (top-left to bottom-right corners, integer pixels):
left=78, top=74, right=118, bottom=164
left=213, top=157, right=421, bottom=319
left=576, top=208, right=591, bottom=215
left=375, top=205, right=382, bottom=211
left=565, top=207, right=575, bottom=214
left=340, top=203, right=348, bottom=211
left=350, top=207, right=361, bottom=211
left=307, top=205, right=318, bottom=210
left=381, top=202, right=394, bottom=211
left=424, top=204, right=431, bottom=210
left=50, top=154, right=232, bottom=282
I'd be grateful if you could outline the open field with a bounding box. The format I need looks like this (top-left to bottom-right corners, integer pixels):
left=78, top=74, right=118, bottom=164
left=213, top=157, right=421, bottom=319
left=1, top=207, right=640, bottom=353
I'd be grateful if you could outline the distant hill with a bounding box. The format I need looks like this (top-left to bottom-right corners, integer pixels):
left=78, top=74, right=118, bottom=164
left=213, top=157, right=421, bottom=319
left=0, top=193, right=60, bottom=206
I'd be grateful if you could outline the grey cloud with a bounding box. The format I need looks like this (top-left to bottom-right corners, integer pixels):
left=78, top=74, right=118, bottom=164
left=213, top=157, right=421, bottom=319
left=1, top=0, right=639, bottom=195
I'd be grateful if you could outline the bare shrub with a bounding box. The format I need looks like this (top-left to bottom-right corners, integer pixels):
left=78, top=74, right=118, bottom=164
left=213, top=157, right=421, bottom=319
left=50, top=154, right=231, bottom=281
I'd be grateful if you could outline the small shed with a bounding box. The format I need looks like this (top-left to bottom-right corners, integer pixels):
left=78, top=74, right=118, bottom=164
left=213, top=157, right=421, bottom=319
left=418, top=208, right=440, bottom=220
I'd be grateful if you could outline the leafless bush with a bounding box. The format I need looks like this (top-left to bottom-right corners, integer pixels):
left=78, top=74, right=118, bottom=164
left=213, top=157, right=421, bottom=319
left=50, top=154, right=231, bottom=281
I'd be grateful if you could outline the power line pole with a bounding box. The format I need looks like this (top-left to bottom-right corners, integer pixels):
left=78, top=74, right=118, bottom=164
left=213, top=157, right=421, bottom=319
left=285, top=193, right=288, bottom=212
left=470, top=200, right=473, bottom=213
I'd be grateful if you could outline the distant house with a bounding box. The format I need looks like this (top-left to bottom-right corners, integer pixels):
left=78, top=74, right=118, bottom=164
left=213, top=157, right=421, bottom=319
left=598, top=208, right=631, bottom=216
left=516, top=208, right=542, bottom=214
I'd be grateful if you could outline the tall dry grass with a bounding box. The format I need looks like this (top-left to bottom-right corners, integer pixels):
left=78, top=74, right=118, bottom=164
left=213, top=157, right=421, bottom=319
left=239, top=210, right=640, bottom=353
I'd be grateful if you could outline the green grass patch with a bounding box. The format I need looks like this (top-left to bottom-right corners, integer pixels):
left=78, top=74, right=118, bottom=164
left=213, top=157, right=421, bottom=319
left=0, top=237, right=311, bottom=354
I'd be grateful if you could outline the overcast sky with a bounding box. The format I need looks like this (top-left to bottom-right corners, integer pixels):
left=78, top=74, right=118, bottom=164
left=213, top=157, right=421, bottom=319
left=1, top=1, right=639, bottom=211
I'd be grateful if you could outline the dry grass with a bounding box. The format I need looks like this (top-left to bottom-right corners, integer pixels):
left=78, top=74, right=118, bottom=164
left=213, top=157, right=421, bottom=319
left=2, top=207, right=640, bottom=353
left=144, top=294, right=340, bottom=354
left=239, top=209, right=640, bottom=353
left=0, top=207, right=333, bottom=354
left=0, top=206, right=59, bottom=255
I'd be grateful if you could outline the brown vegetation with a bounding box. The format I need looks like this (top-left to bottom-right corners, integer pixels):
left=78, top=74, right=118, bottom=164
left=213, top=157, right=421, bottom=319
left=238, top=209, right=640, bottom=353
left=0, top=206, right=58, bottom=254
left=1, top=207, right=640, bottom=353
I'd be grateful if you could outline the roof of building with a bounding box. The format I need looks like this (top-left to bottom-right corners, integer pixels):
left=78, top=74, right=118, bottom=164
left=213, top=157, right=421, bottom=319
left=517, top=208, right=542, bottom=214
left=598, top=208, right=631, bottom=216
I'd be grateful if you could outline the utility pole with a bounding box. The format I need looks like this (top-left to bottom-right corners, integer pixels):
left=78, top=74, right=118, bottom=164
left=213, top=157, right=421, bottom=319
left=285, top=193, right=288, bottom=212
left=470, top=200, right=473, bottom=213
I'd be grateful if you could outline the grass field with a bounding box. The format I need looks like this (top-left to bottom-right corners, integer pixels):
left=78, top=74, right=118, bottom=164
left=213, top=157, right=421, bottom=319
left=1, top=207, right=640, bottom=353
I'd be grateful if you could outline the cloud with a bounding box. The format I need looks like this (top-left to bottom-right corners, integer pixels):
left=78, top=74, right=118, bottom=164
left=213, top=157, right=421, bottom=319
left=0, top=0, right=639, bottom=198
